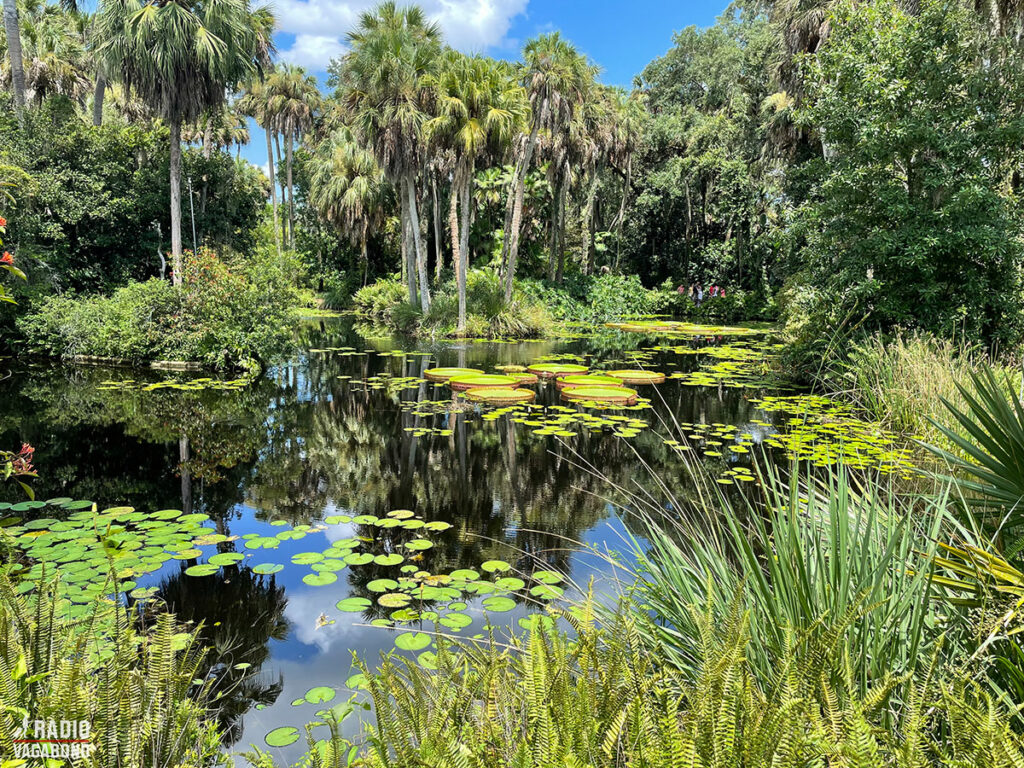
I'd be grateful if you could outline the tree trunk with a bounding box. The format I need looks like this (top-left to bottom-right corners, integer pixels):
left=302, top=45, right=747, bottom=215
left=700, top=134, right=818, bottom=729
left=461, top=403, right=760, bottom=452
left=92, top=73, right=106, bottom=126
left=432, top=176, right=443, bottom=284
left=406, top=175, right=430, bottom=313
left=501, top=108, right=544, bottom=301
left=169, top=118, right=184, bottom=286
left=581, top=173, right=600, bottom=275
left=265, top=127, right=282, bottom=260
left=274, top=132, right=288, bottom=246
left=400, top=191, right=417, bottom=306
left=547, top=178, right=559, bottom=281
left=285, top=124, right=295, bottom=249
left=449, top=173, right=465, bottom=333
left=556, top=183, right=567, bottom=283
left=459, top=166, right=472, bottom=272
left=3, top=0, right=25, bottom=113
left=361, top=230, right=369, bottom=287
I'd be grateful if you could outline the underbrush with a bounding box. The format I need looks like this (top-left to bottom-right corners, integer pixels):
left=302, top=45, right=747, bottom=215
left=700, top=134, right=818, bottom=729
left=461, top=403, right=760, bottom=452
left=17, top=250, right=298, bottom=369
left=805, top=332, right=1022, bottom=453
left=353, top=270, right=553, bottom=338
left=0, top=575, right=222, bottom=765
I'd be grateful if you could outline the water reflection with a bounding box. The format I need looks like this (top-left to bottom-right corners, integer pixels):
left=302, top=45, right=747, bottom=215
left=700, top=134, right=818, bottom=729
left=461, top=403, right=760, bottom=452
left=0, top=318, right=774, bottom=752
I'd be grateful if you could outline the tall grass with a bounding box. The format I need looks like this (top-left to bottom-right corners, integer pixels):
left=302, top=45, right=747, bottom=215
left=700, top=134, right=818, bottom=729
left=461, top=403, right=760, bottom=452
left=612, top=462, right=962, bottom=699
left=834, top=333, right=1022, bottom=452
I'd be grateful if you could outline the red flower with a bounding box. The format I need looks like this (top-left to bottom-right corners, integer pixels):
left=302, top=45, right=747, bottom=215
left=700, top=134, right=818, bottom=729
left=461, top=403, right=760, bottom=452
left=0, top=252, right=12, bottom=265
left=0, top=216, right=7, bottom=227
left=10, top=443, right=34, bottom=475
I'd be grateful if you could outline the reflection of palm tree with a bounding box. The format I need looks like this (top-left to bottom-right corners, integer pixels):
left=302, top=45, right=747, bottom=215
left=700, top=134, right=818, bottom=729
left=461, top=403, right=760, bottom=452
left=154, top=565, right=288, bottom=746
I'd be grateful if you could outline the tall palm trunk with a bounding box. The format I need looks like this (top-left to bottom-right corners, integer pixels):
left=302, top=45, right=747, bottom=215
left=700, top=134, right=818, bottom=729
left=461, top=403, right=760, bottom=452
left=459, top=165, right=472, bottom=271
left=580, top=172, right=600, bottom=275
left=406, top=175, right=430, bottom=313
left=501, top=103, right=545, bottom=301
left=556, top=182, right=567, bottom=283
left=169, top=118, right=184, bottom=286
left=400, top=191, right=417, bottom=306
left=3, top=0, right=25, bottom=113
left=265, top=127, right=282, bottom=260
left=274, top=132, right=288, bottom=246
left=449, top=171, right=465, bottom=333
left=547, top=176, right=560, bottom=281
left=432, top=176, right=443, bottom=283
left=285, top=121, right=295, bottom=249
left=92, top=73, right=106, bottom=126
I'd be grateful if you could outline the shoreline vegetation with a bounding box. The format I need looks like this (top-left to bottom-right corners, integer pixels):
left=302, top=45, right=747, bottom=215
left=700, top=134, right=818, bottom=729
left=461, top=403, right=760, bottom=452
left=4, top=0, right=1024, bottom=762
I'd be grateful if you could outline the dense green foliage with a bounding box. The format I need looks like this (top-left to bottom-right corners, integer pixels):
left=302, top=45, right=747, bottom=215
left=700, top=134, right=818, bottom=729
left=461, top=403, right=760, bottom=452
left=17, top=249, right=295, bottom=367
left=0, top=575, right=222, bottom=766
left=0, top=102, right=267, bottom=294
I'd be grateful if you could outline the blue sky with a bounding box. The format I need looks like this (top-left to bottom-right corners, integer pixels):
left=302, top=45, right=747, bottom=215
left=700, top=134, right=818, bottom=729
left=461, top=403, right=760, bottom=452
left=242, top=0, right=729, bottom=168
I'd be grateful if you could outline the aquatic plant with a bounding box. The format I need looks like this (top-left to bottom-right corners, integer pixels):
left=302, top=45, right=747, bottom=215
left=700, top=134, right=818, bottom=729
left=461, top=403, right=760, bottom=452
left=561, top=386, right=639, bottom=405
left=423, top=367, right=484, bottom=382
left=526, top=363, right=589, bottom=378
left=465, top=387, right=536, bottom=404
left=605, top=369, right=665, bottom=385
left=447, top=374, right=522, bottom=391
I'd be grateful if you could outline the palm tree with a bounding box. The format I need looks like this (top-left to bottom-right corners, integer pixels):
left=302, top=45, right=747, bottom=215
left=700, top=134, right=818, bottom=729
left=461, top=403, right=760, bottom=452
left=341, top=1, right=441, bottom=313
left=2, top=0, right=26, bottom=111
left=265, top=64, right=320, bottom=249
left=308, top=125, right=389, bottom=286
left=238, top=80, right=281, bottom=259
left=96, top=0, right=275, bottom=286
left=500, top=32, right=593, bottom=300
left=425, top=52, right=525, bottom=332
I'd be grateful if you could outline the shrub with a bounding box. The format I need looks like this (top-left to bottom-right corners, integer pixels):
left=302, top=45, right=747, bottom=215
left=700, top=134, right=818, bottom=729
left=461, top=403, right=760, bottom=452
left=521, top=273, right=660, bottom=323
left=17, top=249, right=296, bottom=368
left=0, top=575, right=223, bottom=766
left=352, top=276, right=407, bottom=321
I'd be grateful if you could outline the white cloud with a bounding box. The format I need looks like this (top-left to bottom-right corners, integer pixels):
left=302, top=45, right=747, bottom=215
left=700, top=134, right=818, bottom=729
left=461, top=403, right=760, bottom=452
left=275, top=0, right=529, bottom=69
left=279, top=34, right=349, bottom=69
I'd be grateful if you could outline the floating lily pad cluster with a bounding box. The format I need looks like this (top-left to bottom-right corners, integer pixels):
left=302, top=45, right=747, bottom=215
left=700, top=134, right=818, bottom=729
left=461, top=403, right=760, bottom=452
left=662, top=422, right=761, bottom=484
left=481, top=402, right=652, bottom=438
left=605, top=320, right=766, bottom=337
left=0, top=498, right=217, bottom=610
left=750, top=395, right=916, bottom=475
left=96, top=376, right=254, bottom=392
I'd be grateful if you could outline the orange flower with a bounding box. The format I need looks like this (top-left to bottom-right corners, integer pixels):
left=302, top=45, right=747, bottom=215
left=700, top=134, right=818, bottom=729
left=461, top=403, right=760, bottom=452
left=0, top=216, right=7, bottom=227
left=0, top=252, right=12, bottom=265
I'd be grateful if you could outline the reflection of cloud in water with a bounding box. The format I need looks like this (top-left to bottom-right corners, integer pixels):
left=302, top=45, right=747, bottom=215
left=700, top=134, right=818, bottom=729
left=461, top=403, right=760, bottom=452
left=283, top=583, right=366, bottom=652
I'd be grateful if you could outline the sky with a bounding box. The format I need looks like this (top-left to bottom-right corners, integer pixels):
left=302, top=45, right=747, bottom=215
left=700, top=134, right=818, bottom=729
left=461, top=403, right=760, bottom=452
left=241, top=0, right=730, bottom=169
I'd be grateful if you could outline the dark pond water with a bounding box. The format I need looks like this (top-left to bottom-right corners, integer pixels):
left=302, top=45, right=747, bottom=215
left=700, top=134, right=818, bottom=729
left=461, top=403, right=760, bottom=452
left=0, top=317, right=781, bottom=761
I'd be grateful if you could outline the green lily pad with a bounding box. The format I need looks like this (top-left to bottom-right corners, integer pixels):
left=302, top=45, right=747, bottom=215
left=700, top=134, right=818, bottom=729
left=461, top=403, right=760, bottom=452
left=482, top=596, right=516, bottom=613
left=185, top=564, right=219, bottom=577
left=304, top=686, right=336, bottom=704
left=265, top=727, right=300, bottom=747
left=252, top=563, right=283, bottom=575
left=336, top=597, right=372, bottom=612
left=394, top=632, right=431, bottom=651
left=481, top=560, right=511, bottom=573
left=303, top=572, right=338, bottom=587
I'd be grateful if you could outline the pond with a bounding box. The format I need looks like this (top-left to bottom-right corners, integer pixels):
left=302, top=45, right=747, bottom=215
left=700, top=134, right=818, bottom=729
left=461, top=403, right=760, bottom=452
left=0, top=317, right=913, bottom=761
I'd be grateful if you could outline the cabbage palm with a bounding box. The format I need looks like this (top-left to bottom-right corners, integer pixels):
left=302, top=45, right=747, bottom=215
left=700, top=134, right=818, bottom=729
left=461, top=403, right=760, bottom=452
left=501, top=32, right=593, bottom=300
left=342, top=1, right=441, bottom=313
left=2, top=0, right=26, bottom=111
left=96, top=0, right=274, bottom=286
left=425, top=52, right=525, bottom=332
left=265, top=64, right=320, bottom=249
left=238, top=79, right=281, bottom=259
left=308, top=125, right=389, bottom=286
